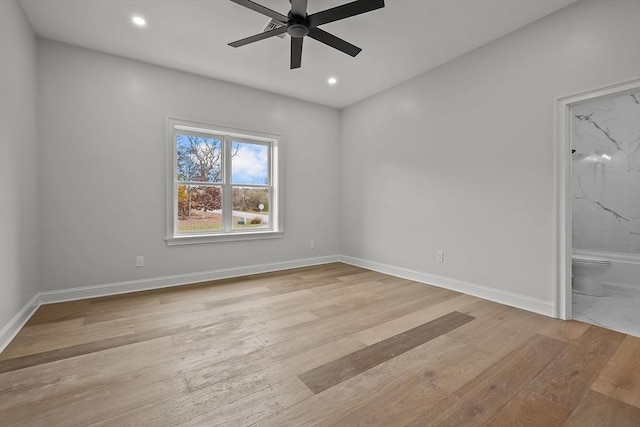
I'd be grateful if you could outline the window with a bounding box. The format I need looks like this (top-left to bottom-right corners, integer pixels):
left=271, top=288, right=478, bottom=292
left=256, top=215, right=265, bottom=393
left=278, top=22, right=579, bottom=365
left=166, top=118, right=282, bottom=245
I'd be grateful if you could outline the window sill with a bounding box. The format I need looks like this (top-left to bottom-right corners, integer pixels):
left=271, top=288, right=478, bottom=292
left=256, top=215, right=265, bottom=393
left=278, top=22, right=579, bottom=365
left=165, top=231, right=284, bottom=246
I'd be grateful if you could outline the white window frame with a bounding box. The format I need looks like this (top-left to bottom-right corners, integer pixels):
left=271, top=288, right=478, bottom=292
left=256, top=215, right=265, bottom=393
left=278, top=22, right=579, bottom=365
left=165, top=118, right=283, bottom=245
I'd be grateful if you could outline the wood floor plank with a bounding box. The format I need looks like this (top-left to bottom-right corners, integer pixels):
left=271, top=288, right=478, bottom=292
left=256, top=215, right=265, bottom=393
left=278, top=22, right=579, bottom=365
left=307, top=280, right=441, bottom=319
left=526, top=325, right=626, bottom=410
left=221, top=280, right=391, bottom=319
left=17, top=318, right=84, bottom=337
left=485, top=389, right=573, bottom=426
left=170, top=311, right=318, bottom=350
left=264, top=277, right=352, bottom=295
left=200, top=288, right=315, bottom=316
left=591, top=335, right=640, bottom=408
left=456, top=298, right=508, bottom=319
left=87, top=292, right=161, bottom=309
left=0, top=323, right=192, bottom=373
left=254, top=335, right=465, bottom=427
left=118, top=288, right=316, bottom=334
left=564, top=389, right=640, bottom=427
left=182, top=335, right=367, bottom=394
left=1, top=339, right=185, bottom=424
left=378, top=275, right=421, bottom=286
left=0, top=337, right=268, bottom=422
left=336, top=270, right=388, bottom=283
left=539, top=319, right=591, bottom=342
left=3, top=336, right=271, bottom=424
left=0, top=263, right=633, bottom=426
left=257, top=287, right=461, bottom=348
left=446, top=304, right=556, bottom=356
left=406, top=334, right=568, bottom=426
left=1, top=337, right=179, bottom=408
left=181, top=377, right=313, bottom=427
left=298, top=311, right=474, bottom=394
left=307, top=276, right=393, bottom=294
left=118, top=288, right=318, bottom=336
left=84, top=286, right=271, bottom=325
left=56, top=300, right=252, bottom=348
left=6, top=374, right=188, bottom=427
left=83, top=300, right=209, bottom=326
left=248, top=263, right=355, bottom=281
left=98, top=370, right=280, bottom=427
left=24, top=299, right=91, bottom=325
left=116, top=337, right=368, bottom=426
left=0, top=324, right=136, bottom=360
left=0, top=374, right=61, bottom=413
left=353, top=293, right=480, bottom=346
left=411, top=341, right=496, bottom=393
left=155, top=278, right=287, bottom=304
left=296, top=263, right=364, bottom=280
left=327, top=369, right=449, bottom=427
left=53, top=334, right=263, bottom=397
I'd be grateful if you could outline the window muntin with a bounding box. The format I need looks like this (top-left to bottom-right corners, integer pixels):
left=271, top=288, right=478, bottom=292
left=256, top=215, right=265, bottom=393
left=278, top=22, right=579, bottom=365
left=167, top=119, right=281, bottom=244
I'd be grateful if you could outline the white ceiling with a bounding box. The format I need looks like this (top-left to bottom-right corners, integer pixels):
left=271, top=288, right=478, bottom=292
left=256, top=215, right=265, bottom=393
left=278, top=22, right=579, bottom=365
left=19, top=0, right=578, bottom=108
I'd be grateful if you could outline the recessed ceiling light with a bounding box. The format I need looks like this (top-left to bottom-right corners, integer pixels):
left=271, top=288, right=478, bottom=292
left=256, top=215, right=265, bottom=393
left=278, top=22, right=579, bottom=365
left=132, top=16, right=146, bottom=27
left=327, top=77, right=337, bottom=85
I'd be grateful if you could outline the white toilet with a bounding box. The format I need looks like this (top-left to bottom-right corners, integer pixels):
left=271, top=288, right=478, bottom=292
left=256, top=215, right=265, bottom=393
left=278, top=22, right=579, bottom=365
left=572, top=254, right=612, bottom=296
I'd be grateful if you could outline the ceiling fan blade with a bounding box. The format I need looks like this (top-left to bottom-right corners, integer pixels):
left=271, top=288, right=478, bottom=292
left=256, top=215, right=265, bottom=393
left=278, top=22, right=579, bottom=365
left=229, top=0, right=287, bottom=23
left=229, top=26, right=288, bottom=48
left=308, top=0, right=384, bottom=28
left=307, top=28, right=361, bottom=57
left=290, top=37, right=303, bottom=69
left=290, top=0, right=308, bottom=17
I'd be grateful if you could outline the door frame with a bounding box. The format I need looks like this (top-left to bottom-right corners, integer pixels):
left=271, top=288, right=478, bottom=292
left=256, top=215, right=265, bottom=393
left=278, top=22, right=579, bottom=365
left=553, top=79, right=640, bottom=320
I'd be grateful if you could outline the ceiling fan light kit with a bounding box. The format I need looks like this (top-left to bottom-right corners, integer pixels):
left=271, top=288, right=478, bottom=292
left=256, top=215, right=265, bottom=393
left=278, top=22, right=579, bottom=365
left=228, top=0, right=385, bottom=69
left=287, top=15, right=309, bottom=38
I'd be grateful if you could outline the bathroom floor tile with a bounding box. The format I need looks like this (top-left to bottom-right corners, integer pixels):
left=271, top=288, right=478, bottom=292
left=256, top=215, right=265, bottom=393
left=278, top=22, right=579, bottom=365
left=572, top=292, right=640, bottom=337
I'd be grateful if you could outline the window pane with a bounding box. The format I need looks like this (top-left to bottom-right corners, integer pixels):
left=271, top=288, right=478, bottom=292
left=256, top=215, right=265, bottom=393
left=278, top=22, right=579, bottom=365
left=232, top=187, right=269, bottom=230
left=231, top=141, right=269, bottom=185
left=176, top=134, right=223, bottom=183
left=177, top=185, right=223, bottom=233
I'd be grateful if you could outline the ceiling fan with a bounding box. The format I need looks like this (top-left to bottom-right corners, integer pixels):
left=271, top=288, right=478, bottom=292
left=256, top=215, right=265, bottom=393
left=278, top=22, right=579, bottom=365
left=228, top=0, right=385, bottom=69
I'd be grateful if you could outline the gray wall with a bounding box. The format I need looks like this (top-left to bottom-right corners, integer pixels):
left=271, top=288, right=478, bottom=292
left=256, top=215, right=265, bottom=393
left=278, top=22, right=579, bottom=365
left=37, top=40, right=341, bottom=292
left=0, top=0, right=40, bottom=327
left=340, top=0, right=640, bottom=304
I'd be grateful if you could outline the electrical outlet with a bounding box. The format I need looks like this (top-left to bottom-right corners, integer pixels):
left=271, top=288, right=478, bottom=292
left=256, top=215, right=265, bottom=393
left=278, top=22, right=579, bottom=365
left=136, top=256, right=144, bottom=267
left=436, top=250, right=444, bottom=262
left=309, top=240, right=316, bottom=249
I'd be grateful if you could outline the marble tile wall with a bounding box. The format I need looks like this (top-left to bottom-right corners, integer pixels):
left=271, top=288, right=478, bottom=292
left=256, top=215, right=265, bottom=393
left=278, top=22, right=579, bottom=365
left=572, top=90, right=640, bottom=254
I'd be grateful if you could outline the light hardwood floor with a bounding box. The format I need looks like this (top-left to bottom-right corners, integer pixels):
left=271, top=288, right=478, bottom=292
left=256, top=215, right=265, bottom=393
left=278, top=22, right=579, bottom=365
left=1, top=262, right=638, bottom=426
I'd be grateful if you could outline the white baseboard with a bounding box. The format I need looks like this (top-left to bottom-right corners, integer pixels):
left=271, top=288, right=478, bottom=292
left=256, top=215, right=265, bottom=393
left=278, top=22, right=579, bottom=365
left=37, top=255, right=339, bottom=304
left=0, top=293, right=41, bottom=354
left=338, top=255, right=555, bottom=317
left=0, top=255, right=338, bottom=353
left=1, top=254, right=556, bottom=353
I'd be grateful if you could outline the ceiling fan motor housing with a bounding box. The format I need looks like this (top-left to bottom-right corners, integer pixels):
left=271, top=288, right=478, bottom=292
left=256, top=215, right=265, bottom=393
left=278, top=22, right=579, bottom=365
left=287, top=14, right=309, bottom=38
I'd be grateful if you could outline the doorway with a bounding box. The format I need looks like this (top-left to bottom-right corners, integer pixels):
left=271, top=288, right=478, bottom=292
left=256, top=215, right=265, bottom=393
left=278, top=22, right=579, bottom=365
left=555, top=79, right=640, bottom=332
